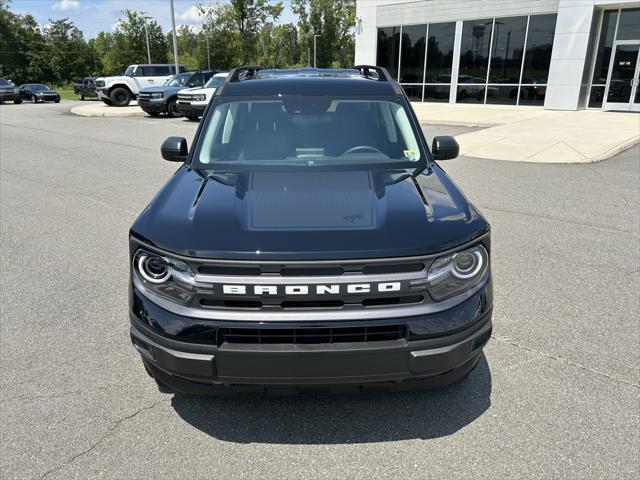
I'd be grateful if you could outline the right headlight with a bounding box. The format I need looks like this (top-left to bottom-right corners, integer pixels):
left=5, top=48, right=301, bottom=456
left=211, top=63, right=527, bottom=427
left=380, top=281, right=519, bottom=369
left=426, top=244, right=489, bottom=301
left=133, top=249, right=197, bottom=305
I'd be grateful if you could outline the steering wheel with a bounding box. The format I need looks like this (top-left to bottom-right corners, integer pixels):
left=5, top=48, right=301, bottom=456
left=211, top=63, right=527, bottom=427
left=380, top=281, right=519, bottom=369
left=342, top=145, right=385, bottom=156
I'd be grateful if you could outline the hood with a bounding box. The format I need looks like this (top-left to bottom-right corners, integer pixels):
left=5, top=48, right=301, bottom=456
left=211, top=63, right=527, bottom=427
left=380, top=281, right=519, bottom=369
left=177, top=86, right=216, bottom=95
left=131, top=166, right=488, bottom=261
left=139, top=85, right=182, bottom=94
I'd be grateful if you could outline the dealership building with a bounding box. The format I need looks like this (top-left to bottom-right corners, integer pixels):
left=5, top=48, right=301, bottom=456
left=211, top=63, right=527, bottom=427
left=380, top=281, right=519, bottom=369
left=354, top=0, right=640, bottom=111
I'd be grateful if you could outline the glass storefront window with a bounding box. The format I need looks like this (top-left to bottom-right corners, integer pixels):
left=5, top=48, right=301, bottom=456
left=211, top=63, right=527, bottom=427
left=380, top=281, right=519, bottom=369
left=521, top=14, right=557, bottom=84
left=488, top=16, right=528, bottom=83
left=399, top=25, right=426, bottom=83
left=425, top=22, right=456, bottom=83
left=519, top=85, right=547, bottom=105
left=588, top=86, right=606, bottom=108
left=401, top=84, right=423, bottom=101
left=458, top=18, right=493, bottom=83
left=457, top=84, right=485, bottom=103
left=616, top=8, right=640, bottom=41
left=591, top=10, right=618, bottom=85
left=424, top=85, right=451, bottom=102
left=377, top=27, right=400, bottom=79
left=378, top=14, right=556, bottom=105
left=486, top=85, right=519, bottom=104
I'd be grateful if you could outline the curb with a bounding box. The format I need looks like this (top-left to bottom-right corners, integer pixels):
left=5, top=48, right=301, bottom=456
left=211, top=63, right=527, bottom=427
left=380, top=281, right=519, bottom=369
left=590, top=135, right=640, bottom=163
left=70, top=105, right=146, bottom=118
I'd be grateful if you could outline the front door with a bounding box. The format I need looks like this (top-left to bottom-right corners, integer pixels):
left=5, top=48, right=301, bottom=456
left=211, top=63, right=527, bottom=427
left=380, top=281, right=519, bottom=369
left=603, top=41, right=640, bottom=112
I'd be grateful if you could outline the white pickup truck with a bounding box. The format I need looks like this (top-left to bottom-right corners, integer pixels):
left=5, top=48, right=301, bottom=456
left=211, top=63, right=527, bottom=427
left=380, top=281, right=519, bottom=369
left=95, top=64, right=186, bottom=107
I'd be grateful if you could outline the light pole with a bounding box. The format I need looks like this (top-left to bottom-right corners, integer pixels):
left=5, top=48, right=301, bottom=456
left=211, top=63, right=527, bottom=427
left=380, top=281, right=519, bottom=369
left=169, top=0, right=179, bottom=71
left=313, top=34, right=320, bottom=68
left=206, top=35, right=211, bottom=70
left=142, top=14, right=152, bottom=64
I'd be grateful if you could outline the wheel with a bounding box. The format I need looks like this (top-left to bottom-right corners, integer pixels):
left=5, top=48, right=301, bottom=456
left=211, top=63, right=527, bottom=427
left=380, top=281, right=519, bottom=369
left=31, top=95, right=37, bottom=104
left=166, top=99, right=181, bottom=118
left=186, top=115, right=199, bottom=121
left=78, top=92, right=84, bottom=100
left=109, top=87, right=131, bottom=107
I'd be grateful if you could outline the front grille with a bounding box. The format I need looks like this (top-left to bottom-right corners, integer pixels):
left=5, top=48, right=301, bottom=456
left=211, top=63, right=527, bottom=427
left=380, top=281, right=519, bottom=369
left=218, top=324, right=408, bottom=345
left=183, top=257, right=431, bottom=313
left=199, top=295, right=424, bottom=310
left=177, top=94, right=193, bottom=101
left=138, top=93, right=151, bottom=99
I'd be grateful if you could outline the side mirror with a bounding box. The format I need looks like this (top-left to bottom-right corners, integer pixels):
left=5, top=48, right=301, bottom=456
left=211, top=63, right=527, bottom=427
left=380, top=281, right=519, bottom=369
left=161, top=137, right=188, bottom=162
left=431, top=135, right=459, bottom=160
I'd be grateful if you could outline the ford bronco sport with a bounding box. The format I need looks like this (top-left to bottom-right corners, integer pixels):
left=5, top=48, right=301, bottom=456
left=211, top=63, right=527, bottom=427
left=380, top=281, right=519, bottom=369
left=129, top=66, right=493, bottom=394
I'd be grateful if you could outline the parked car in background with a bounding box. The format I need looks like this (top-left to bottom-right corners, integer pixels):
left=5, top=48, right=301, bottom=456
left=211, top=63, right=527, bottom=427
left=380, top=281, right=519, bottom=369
left=95, top=64, right=186, bottom=107
left=73, top=77, right=98, bottom=100
left=0, top=77, right=21, bottom=104
left=176, top=72, right=228, bottom=120
left=18, top=84, right=60, bottom=103
left=137, top=70, right=218, bottom=117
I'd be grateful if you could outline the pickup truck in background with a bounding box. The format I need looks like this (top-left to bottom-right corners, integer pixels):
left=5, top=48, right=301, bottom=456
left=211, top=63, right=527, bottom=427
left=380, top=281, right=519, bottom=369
left=95, top=64, right=186, bottom=107
left=73, top=77, right=98, bottom=100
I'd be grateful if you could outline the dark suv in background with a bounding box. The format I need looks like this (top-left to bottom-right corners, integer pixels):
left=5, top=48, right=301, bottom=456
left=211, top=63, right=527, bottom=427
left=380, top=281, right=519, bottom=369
left=137, top=70, right=218, bottom=117
left=0, top=77, right=21, bottom=104
left=129, top=66, right=492, bottom=395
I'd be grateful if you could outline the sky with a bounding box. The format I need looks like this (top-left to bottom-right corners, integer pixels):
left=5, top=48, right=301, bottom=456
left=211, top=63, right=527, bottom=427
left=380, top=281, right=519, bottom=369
left=9, top=0, right=296, bottom=39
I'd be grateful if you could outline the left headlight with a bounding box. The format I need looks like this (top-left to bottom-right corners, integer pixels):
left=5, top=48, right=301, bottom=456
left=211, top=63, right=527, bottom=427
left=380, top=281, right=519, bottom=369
left=149, top=92, right=163, bottom=99
left=133, top=249, right=197, bottom=305
left=192, top=94, right=206, bottom=102
left=426, top=244, right=489, bottom=301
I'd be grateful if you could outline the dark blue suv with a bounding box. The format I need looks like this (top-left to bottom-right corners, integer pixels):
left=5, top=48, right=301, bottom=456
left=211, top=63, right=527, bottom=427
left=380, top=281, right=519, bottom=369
left=129, top=66, right=492, bottom=394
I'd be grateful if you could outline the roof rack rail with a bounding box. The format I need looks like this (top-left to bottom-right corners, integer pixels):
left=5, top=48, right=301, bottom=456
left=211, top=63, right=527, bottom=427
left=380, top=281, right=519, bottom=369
left=229, top=65, right=261, bottom=82
left=354, top=65, right=392, bottom=82
left=215, top=65, right=261, bottom=96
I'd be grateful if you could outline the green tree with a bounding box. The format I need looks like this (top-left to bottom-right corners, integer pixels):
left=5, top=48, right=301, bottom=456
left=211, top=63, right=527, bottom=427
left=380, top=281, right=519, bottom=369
left=44, top=18, right=95, bottom=84
left=104, top=10, right=168, bottom=74
left=291, top=0, right=355, bottom=68
left=199, top=0, right=283, bottom=67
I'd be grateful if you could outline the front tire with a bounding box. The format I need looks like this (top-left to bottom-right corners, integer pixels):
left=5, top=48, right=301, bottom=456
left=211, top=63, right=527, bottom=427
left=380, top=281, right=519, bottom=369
left=109, top=87, right=131, bottom=107
left=166, top=99, right=181, bottom=118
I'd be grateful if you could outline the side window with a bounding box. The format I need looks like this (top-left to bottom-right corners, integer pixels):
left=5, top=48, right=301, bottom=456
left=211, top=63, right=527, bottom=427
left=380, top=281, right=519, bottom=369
left=202, top=71, right=215, bottom=83
left=190, top=73, right=204, bottom=87
left=157, top=66, right=172, bottom=76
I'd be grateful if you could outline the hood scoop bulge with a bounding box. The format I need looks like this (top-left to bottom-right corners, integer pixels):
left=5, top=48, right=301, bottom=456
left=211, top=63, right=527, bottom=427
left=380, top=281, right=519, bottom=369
left=242, top=171, right=378, bottom=231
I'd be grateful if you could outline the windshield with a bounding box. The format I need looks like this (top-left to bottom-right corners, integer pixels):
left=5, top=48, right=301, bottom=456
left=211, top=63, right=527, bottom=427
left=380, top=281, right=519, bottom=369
left=124, top=66, right=135, bottom=76
left=203, top=75, right=225, bottom=89
left=195, top=96, right=423, bottom=169
left=164, top=73, right=191, bottom=87
left=30, top=84, right=50, bottom=91
left=0, top=78, right=9, bottom=86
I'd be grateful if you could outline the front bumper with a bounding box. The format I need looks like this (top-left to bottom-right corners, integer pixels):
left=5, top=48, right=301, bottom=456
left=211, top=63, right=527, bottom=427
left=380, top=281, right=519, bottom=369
left=0, top=91, right=20, bottom=102
left=129, top=281, right=493, bottom=394
left=96, top=88, right=109, bottom=100
left=138, top=98, right=167, bottom=113
left=177, top=101, right=206, bottom=117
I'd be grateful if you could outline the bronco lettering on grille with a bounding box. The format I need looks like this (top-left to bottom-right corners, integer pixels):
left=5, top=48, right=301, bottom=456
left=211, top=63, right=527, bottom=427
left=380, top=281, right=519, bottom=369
left=219, top=282, right=401, bottom=296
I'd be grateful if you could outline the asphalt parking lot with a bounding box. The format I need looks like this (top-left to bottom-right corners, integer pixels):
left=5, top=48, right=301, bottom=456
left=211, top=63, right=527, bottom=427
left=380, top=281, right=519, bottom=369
left=1, top=101, right=638, bottom=479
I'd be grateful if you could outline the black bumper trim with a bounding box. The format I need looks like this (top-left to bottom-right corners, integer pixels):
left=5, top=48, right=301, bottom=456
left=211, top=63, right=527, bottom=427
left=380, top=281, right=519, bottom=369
left=130, top=313, right=491, bottom=392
